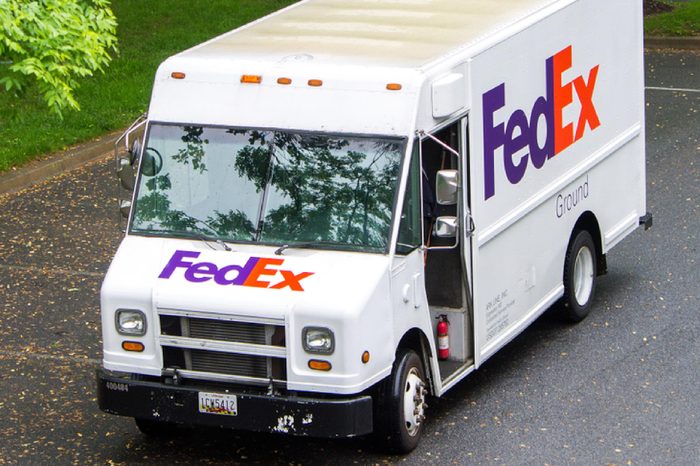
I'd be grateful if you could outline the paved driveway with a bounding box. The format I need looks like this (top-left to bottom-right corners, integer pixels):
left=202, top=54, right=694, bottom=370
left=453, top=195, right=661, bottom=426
left=0, top=49, right=698, bottom=464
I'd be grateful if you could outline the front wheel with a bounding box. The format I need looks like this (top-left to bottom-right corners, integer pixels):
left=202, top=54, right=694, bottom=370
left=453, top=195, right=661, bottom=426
left=375, top=348, right=428, bottom=453
left=562, top=230, right=597, bottom=322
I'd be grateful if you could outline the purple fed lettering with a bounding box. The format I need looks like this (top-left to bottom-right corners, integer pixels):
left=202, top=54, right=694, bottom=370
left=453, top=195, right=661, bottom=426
left=214, top=257, right=259, bottom=285
left=158, top=250, right=201, bottom=279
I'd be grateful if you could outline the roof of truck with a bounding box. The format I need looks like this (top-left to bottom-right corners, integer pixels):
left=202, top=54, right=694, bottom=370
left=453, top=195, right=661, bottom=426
left=179, top=0, right=562, bottom=68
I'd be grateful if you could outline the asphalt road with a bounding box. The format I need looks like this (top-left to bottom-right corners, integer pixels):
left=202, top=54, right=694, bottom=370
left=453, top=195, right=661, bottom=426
left=0, top=49, right=698, bottom=465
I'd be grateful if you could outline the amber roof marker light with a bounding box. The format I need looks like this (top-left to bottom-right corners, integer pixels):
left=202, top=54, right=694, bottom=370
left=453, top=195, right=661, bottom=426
left=171, top=72, right=186, bottom=80
left=241, top=74, right=263, bottom=84
left=386, top=83, right=402, bottom=91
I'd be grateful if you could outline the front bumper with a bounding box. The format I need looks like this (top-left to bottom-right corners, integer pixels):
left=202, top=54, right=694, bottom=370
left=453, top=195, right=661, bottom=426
left=96, top=370, right=373, bottom=437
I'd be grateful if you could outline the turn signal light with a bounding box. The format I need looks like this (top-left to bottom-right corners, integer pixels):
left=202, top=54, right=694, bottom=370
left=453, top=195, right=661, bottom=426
left=308, top=360, right=332, bottom=371
left=308, top=79, right=323, bottom=87
left=171, top=72, right=186, bottom=80
left=122, top=341, right=145, bottom=352
left=241, top=75, right=262, bottom=84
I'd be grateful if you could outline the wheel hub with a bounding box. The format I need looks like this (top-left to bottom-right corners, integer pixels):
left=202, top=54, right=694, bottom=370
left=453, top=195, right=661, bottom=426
left=573, top=245, right=594, bottom=305
left=403, top=368, right=427, bottom=436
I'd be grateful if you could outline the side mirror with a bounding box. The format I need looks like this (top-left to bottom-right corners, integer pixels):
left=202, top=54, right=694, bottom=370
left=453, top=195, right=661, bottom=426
left=117, top=158, right=135, bottom=191
left=128, top=139, right=141, bottom=166
left=436, top=169, right=459, bottom=205
left=140, top=148, right=163, bottom=177
left=434, top=216, right=458, bottom=238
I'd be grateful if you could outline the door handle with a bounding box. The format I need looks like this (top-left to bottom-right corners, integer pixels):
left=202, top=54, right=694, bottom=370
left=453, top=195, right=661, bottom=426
left=465, top=210, right=475, bottom=237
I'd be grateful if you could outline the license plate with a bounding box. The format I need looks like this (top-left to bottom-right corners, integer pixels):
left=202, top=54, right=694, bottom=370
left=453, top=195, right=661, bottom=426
left=198, top=391, right=238, bottom=416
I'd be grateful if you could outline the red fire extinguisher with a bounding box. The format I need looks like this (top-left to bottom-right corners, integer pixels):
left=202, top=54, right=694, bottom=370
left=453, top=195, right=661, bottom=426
left=437, top=315, right=450, bottom=360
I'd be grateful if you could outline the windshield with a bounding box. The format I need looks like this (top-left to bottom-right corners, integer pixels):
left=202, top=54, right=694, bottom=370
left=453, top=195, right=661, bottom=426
left=130, top=124, right=405, bottom=252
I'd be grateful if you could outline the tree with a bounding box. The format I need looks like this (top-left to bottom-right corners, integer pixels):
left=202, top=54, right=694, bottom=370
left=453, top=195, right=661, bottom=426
left=0, top=0, right=117, bottom=117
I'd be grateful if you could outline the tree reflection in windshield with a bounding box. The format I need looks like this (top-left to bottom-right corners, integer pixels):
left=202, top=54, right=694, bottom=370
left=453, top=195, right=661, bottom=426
left=172, top=126, right=209, bottom=173
left=130, top=124, right=404, bottom=252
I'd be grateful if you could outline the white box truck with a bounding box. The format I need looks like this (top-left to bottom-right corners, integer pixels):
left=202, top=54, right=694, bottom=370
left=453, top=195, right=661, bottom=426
left=98, top=0, right=651, bottom=452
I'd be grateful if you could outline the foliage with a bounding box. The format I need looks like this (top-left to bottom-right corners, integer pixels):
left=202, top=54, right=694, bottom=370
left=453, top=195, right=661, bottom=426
left=645, top=0, right=700, bottom=36
left=0, top=0, right=296, bottom=173
left=0, top=0, right=118, bottom=117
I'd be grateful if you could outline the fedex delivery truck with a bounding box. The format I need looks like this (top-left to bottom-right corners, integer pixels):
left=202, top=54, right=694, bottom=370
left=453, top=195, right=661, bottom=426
left=97, top=0, right=651, bottom=452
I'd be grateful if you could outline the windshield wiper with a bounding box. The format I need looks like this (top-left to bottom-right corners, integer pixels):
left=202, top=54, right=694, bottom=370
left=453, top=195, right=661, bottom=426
left=201, top=235, right=233, bottom=252
left=143, top=229, right=233, bottom=251
left=170, top=212, right=233, bottom=251
left=274, top=241, right=345, bottom=255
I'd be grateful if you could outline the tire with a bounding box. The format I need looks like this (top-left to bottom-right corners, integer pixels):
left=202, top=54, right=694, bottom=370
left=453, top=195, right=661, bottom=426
left=562, top=230, right=597, bottom=322
left=134, top=418, right=178, bottom=438
left=374, top=348, right=428, bottom=453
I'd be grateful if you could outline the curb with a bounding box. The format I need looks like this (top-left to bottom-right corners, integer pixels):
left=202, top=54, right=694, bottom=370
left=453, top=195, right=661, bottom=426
left=0, top=130, right=121, bottom=196
left=645, top=36, right=700, bottom=50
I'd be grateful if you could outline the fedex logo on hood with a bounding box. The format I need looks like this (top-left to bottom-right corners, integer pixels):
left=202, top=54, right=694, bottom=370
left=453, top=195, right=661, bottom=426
left=482, top=45, right=601, bottom=200
left=158, top=250, right=314, bottom=292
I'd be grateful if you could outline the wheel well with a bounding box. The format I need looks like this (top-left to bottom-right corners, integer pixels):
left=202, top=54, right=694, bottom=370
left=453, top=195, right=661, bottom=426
left=396, top=329, right=434, bottom=393
left=572, top=211, right=607, bottom=275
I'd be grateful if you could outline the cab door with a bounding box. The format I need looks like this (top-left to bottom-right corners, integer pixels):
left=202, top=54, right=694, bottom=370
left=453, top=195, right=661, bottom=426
left=420, top=117, right=475, bottom=385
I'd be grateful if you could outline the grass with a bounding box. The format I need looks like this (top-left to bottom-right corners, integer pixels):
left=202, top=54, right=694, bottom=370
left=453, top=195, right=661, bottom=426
left=0, top=0, right=296, bottom=173
left=645, top=0, right=700, bottom=36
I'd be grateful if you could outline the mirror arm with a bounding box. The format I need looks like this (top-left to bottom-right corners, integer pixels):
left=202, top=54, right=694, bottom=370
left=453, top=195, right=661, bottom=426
left=416, top=130, right=460, bottom=158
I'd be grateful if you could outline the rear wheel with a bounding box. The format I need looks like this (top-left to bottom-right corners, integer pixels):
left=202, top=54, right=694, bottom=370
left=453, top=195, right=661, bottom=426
left=375, top=348, right=428, bottom=453
left=562, top=230, right=597, bottom=322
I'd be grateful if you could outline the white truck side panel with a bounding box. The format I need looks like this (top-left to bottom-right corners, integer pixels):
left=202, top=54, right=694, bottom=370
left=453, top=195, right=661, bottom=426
left=466, top=0, right=645, bottom=364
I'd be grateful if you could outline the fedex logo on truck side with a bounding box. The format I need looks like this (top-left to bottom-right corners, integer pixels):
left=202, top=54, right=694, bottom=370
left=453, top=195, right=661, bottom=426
left=158, top=250, right=314, bottom=291
left=482, top=45, right=601, bottom=200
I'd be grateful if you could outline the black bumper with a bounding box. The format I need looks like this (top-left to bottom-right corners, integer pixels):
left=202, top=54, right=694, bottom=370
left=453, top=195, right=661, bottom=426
left=96, top=370, right=373, bottom=437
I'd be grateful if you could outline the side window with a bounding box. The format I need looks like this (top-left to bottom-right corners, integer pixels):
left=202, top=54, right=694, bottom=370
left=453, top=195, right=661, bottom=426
left=396, top=144, right=422, bottom=255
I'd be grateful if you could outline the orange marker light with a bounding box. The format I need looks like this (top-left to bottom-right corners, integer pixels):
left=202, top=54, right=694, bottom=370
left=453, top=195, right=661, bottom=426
left=171, top=72, right=186, bottom=80
left=241, top=75, right=263, bottom=84
left=277, top=77, right=292, bottom=85
left=386, top=83, right=402, bottom=91
left=308, top=79, right=323, bottom=87
left=362, top=351, right=370, bottom=364
left=308, top=360, right=332, bottom=371
left=122, top=341, right=145, bottom=352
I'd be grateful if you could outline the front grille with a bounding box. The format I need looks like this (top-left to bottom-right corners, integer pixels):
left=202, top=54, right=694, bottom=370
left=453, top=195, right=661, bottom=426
left=190, top=349, right=268, bottom=378
left=189, top=319, right=266, bottom=345
left=159, top=312, right=286, bottom=385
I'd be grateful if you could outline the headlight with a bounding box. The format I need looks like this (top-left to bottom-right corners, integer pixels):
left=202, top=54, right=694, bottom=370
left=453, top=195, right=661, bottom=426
left=302, top=327, right=335, bottom=354
left=115, top=309, right=147, bottom=336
